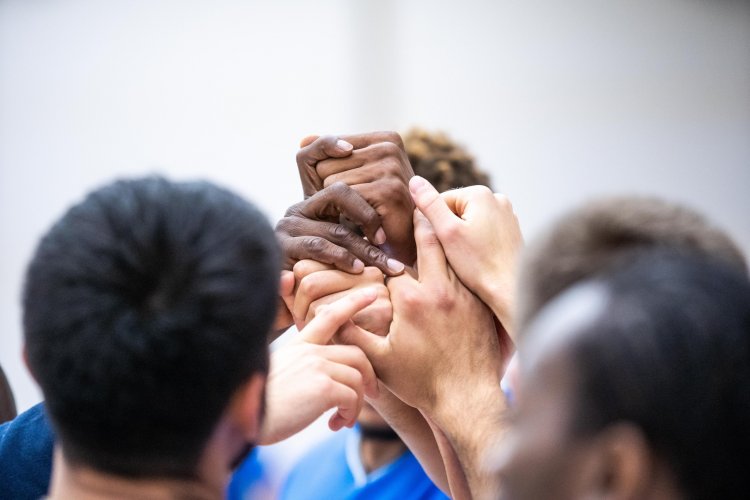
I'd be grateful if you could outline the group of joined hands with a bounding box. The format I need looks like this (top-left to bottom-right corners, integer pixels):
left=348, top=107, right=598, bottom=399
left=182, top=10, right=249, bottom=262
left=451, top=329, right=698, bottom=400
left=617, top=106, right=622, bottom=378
left=257, top=131, right=523, bottom=499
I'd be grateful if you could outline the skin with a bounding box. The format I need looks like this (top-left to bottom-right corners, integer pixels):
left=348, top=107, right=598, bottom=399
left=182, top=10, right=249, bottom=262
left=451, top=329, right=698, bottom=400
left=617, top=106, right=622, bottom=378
left=494, top=285, right=682, bottom=500
left=292, top=132, right=416, bottom=268
left=287, top=261, right=408, bottom=473
left=288, top=260, right=457, bottom=494
left=409, top=176, right=523, bottom=340
left=260, top=288, right=381, bottom=444
left=276, top=182, right=404, bottom=277
left=285, top=139, right=522, bottom=498
left=342, top=209, right=511, bottom=499
left=46, top=289, right=381, bottom=500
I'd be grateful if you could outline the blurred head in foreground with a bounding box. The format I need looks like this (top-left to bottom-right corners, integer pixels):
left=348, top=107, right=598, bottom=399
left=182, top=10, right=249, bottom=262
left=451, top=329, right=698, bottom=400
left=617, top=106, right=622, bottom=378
left=23, top=177, right=279, bottom=496
left=517, top=196, right=747, bottom=334
left=497, top=250, right=750, bottom=499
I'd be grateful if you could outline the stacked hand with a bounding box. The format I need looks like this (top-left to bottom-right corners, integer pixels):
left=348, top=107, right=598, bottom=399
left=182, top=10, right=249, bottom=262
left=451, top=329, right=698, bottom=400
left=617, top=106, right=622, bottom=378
left=274, top=131, right=416, bottom=333
left=259, top=288, right=380, bottom=445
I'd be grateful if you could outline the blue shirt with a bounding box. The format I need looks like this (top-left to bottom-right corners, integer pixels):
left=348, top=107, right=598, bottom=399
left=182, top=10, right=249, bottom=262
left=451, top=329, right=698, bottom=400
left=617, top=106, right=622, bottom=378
left=0, top=403, right=55, bottom=500
left=278, top=426, right=449, bottom=500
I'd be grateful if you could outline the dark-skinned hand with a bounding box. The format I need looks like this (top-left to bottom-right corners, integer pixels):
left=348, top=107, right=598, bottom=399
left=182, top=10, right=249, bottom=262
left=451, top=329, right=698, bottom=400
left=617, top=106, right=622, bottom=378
left=296, top=132, right=416, bottom=265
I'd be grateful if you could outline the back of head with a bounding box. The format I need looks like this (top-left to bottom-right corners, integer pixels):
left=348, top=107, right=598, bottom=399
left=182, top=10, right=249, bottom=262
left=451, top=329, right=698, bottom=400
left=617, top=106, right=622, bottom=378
left=562, top=250, right=750, bottom=498
left=403, top=127, right=492, bottom=192
left=518, top=196, right=747, bottom=332
left=23, top=177, right=279, bottom=478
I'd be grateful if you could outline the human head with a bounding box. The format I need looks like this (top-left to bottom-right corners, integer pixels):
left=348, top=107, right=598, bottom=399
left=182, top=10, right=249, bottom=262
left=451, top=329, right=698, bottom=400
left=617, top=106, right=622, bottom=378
left=403, top=127, right=492, bottom=192
left=23, top=177, right=279, bottom=478
left=517, top=196, right=747, bottom=333
left=497, top=250, right=750, bottom=499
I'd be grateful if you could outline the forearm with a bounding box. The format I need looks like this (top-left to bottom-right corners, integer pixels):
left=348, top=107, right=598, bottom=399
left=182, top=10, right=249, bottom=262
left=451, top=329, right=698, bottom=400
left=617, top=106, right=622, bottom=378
left=423, top=412, right=472, bottom=500
left=429, top=380, right=508, bottom=500
left=366, top=387, right=451, bottom=495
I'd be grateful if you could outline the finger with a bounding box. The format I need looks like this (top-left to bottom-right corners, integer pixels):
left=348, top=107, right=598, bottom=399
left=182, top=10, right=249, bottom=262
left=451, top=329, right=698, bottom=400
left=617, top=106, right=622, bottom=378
left=321, top=382, right=360, bottom=431
left=300, top=288, right=378, bottom=345
left=301, top=183, right=386, bottom=247
left=413, top=209, right=449, bottom=282
left=299, top=135, right=319, bottom=148
left=297, top=135, right=354, bottom=167
left=280, top=270, right=295, bottom=297
left=337, top=322, right=387, bottom=376
left=294, top=270, right=362, bottom=322
left=409, top=176, right=462, bottom=239
left=328, top=384, right=361, bottom=431
left=282, top=235, right=365, bottom=275
left=324, top=361, right=366, bottom=418
left=282, top=219, right=397, bottom=276
left=338, top=131, right=404, bottom=150
left=314, top=343, right=379, bottom=398
left=293, top=259, right=335, bottom=283
left=273, top=270, right=296, bottom=332
left=440, top=185, right=496, bottom=221
left=317, top=142, right=406, bottom=181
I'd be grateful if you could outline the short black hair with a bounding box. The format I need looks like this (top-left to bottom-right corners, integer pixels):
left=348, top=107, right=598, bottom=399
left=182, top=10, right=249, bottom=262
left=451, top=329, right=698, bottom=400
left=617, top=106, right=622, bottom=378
left=23, top=177, right=279, bottom=478
left=564, top=250, right=750, bottom=499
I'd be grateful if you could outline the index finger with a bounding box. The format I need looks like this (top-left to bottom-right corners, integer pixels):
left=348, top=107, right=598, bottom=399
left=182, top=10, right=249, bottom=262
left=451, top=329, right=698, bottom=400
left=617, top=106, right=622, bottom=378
left=300, top=288, right=378, bottom=345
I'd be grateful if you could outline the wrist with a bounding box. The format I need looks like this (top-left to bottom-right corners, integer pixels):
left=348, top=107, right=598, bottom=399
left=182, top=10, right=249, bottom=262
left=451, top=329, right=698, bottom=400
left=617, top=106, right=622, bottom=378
left=480, top=278, right=516, bottom=337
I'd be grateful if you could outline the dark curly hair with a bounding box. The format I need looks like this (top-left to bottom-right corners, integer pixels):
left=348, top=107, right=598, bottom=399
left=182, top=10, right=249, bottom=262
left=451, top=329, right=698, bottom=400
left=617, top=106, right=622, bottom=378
left=403, top=128, right=492, bottom=192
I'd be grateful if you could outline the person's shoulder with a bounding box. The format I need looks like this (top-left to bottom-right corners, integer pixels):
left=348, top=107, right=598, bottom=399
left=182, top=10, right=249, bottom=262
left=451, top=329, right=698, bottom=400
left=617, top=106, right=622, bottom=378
left=0, top=402, right=53, bottom=446
left=0, top=402, right=55, bottom=499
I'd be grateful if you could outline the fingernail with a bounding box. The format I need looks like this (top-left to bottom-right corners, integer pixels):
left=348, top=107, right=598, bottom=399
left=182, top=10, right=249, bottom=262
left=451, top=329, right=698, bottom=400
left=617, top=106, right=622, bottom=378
left=409, top=175, right=428, bottom=195
left=387, top=258, right=405, bottom=273
left=352, top=259, right=364, bottom=272
left=336, top=139, right=353, bottom=152
left=373, top=227, right=386, bottom=245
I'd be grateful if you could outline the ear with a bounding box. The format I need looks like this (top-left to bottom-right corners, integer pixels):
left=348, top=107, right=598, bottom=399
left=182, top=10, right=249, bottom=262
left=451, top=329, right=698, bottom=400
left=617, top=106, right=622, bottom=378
left=588, top=423, right=653, bottom=499
left=226, top=373, right=266, bottom=442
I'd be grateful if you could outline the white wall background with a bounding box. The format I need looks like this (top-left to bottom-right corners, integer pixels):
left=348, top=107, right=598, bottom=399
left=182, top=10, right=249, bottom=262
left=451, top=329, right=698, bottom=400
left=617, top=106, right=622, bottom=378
left=2, top=0, right=749, bottom=416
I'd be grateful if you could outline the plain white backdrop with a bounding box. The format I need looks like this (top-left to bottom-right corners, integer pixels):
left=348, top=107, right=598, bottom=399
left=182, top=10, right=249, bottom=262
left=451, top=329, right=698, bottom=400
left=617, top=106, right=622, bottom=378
left=2, top=0, right=749, bottom=417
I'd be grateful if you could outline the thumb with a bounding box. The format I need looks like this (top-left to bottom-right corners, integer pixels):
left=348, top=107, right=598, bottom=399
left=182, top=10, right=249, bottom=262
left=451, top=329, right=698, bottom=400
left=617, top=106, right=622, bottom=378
left=409, top=176, right=460, bottom=238
left=337, top=322, right=385, bottom=369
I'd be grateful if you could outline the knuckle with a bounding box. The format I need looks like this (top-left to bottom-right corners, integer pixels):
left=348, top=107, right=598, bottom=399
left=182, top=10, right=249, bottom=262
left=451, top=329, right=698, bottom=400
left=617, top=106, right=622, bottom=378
left=309, top=356, right=327, bottom=373
left=399, top=287, right=422, bottom=308
left=434, top=287, right=456, bottom=310
left=329, top=223, right=354, bottom=242
left=302, top=237, right=328, bottom=256
left=364, top=245, right=385, bottom=263
left=283, top=201, right=305, bottom=217
left=297, top=276, right=320, bottom=301
left=362, top=266, right=384, bottom=283
left=328, top=181, right=351, bottom=197
left=293, top=259, right=317, bottom=278
left=377, top=141, right=402, bottom=159
left=383, top=131, right=404, bottom=148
